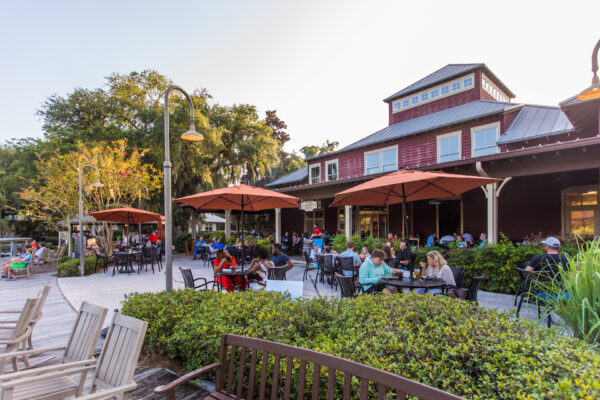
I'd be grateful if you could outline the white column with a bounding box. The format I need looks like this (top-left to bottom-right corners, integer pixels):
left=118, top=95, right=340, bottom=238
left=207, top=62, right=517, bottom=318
left=486, top=183, right=498, bottom=244
left=224, top=210, right=231, bottom=238
left=344, top=205, right=352, bottom=237
left=275, top=208, right=281, bottom=244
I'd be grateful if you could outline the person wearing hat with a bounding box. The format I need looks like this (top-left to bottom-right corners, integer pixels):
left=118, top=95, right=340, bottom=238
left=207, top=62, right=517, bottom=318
left=525, top=237, right=568, bottom=278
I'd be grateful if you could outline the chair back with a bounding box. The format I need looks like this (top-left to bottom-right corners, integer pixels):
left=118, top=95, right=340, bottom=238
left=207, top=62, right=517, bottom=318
left=6, top=297, right=39, bottom=341
left=39, top=247, right=49, bottom=262
left=321, top=254, right=335, bottom=273
left=385, top=257, right=398, bottom=269
left=29, top=285, right=52, bottom=324
left=180, top=268, right=195, bottom=288
left=335, top=273, right=356, bottom=298
left=63, top=302, right=108, bottom=363
left=467, top=275, right=485, bottom=301
left=338, top=257, right=357, bottom=276
left=303, top=251, right=311, bottom=268
left=450, top=266, right=466, bottom=288
left=268, top=266, right=287, bottom=281
left=93, top=312, right=148, bottom=392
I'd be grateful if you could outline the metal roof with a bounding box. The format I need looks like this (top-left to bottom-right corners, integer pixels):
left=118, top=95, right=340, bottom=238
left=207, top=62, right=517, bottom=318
left=498, top=105, right=573, bottom=144
left=383, top=64, right=516, bottom=102
left=266, top=166, right=308, bottom=187
left=317, top=100, right=520, bottom=157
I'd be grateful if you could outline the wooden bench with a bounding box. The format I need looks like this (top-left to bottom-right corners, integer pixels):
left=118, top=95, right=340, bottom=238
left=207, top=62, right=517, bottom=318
left=155, top=334, right=464, bottom=400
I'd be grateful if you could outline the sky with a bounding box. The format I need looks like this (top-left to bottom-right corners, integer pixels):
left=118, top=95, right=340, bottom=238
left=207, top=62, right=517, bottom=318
left=0, top=0, right=599, bottom=154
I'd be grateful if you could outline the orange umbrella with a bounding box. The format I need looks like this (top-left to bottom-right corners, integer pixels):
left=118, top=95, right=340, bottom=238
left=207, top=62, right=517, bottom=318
left=331, top=169, right=500, bottom=237
left=89, top=207, right=165, bottom=240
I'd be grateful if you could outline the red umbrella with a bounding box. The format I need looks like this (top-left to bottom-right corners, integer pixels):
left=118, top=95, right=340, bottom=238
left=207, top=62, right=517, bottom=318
left=89, top=207, right=164, bottom=240
left=331, top=169, right=500, bottom=237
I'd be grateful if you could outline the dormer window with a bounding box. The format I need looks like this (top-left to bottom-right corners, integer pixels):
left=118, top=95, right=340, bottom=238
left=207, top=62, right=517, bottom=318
left=441, top=85, right=450, bottom=95
left=452, top=81, right=461, bottom=91
left=325, top=159, right=338, bottom=181
left=412, top=95, right=419, bottom=105
left=309, top=164, right=321, bottom=184
left=463, top=77, right=473, bottom=88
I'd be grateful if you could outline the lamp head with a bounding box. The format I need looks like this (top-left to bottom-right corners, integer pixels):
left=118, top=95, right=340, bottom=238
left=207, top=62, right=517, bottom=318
left=181, top=129, right=204, bottom=141
left=576, top=81, right=600, bottom=101
left=92, top=181, right=104, bottom=188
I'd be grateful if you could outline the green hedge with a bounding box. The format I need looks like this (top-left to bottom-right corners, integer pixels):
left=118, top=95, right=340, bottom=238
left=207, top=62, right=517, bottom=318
left=122, top=290, right=600, bottom=399
left=57, top=256, right=98, bottom=277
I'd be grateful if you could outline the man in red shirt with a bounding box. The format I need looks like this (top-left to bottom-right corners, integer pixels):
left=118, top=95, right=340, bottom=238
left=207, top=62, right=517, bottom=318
left=149, top=231, right=158, bottom=244
left=311, top=224, right=322, bottom=238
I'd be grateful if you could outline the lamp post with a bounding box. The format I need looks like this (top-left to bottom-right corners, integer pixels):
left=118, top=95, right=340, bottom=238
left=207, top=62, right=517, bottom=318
left=78, top=164, right=103, bottom=277
left=163, top=85, right=203, bottom=291
left=576, top=38, right=600, bottom=101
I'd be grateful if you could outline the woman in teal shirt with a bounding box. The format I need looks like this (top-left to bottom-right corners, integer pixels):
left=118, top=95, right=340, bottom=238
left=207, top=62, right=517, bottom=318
left=359, top=249, right=400, bottom=294
left=2, top=248, right=33, bottom=280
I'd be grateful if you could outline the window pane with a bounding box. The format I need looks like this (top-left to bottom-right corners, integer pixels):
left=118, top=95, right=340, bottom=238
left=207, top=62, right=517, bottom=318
left=421, top=93, right=428, bottom=102
left=566, top=192, right=581, bottom=206
left=382, top=149, right=396, bottom=168
left=393, top=102, right=401, bottom=111
left=570, top=210, right=595, bottom=235
left=403, top=99, right=410, bottom=107
left=582, top=191, right=598, bottom=205
left=310, top=166, right=320, bottom=184
left=412, top=96, right=419, bottom=105
left=464, top=77, right=473, bottom=87
left=439, top=136, right=459, bottom=162
left=485, top=128, right=497, bottom=147
left=366, top=153, right=380, bottom=174
left=452, top=81, right=461, bottom=91
left=431, top=89, right=439, bottom=98
left=327, top=163, right=337, bottom=181
left=441, top=86, right=450, bottom=95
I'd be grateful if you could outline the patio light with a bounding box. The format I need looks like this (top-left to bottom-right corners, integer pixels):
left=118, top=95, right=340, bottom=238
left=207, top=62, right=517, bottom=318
left=576, top=39, right=600, bottom=101
left=78, top=164, right=103, bottom=277
left=163, top=85, right=203, bottom=291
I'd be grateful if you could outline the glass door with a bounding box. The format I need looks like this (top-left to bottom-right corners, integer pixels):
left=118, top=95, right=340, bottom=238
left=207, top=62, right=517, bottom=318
left=358, top=207, right=388, bottom=238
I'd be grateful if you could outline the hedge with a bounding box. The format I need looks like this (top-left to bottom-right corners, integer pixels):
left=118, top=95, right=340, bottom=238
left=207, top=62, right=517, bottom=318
left=121, top=290, right=600, bottom=399
left=57, top=255, right=98, bottom=277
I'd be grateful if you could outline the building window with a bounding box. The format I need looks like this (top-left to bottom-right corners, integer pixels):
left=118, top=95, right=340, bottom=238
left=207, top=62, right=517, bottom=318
left=451, top=81, right=461, bottom=91
left=471, top=123, right=499, bottom=157
left=402, top=99, right=410, bottom=108
left=412, top=95, right=419, bottom=105
left=437, top=131, right=461, bottom=163
left=309, top=164, right=321, bottom=184
left=364, top=146, right=398, bottom=175
left=464, top=77, right=473, bottom=88
left=441, top=85, right=450, bottom=95
left=393, top=102, right=402, bottom=111
left=421, top=93, right=428, bottom=102
left=564, top=187, right=599, bottom=236
left=431, top=88, right=439, bottom=99
left=325, top=159, right=338, bottom=182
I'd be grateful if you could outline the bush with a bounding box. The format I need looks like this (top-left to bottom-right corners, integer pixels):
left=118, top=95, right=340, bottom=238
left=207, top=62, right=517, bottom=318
left=330, top=234, right=347, bottom=253
left=210, top=230, right=225, bottom=242
left=225, top=235, right=237, bottom=245
left=122, top=290, right=600, bottom=399
left=57, top=256, right=98, bottom=277
left=174, top=233, right=191, bottom=253
left=256, top=239, right=271, bottom=250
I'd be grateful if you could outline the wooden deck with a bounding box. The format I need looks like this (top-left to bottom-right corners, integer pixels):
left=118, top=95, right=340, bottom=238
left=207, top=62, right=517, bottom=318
left=1, top=271, right=208, bottom=399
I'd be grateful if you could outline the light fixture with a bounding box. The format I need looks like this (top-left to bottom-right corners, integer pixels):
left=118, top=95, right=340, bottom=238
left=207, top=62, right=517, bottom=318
left=92, top=180, right=104, bottom=188
left=576, top=39, right=600, bottom=101
left=181, top=128, right=204, bottom=141
left=428, top=199, right=442, bottom=205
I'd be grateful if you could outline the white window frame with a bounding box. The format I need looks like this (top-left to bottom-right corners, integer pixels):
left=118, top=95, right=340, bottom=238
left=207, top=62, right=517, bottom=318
left=451, top=80, right=461, bottom=92
left=325, top=159, right=339, bottom=182
left=309, top=163, right=321, bottom=184
left=470, top=122, right=500, bottom=158
left=436, top=131, right=462, bottom=164
left=363, top=145, right=398, bottom=175
left=463, top=77, right=473, bottom=88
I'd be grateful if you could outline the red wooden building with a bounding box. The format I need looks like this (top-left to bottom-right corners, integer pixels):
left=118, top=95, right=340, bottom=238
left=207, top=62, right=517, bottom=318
left=267, top=63, right=600, bottom=243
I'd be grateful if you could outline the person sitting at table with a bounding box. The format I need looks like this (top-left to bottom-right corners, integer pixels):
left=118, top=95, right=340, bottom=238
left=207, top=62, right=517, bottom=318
left=396, top=240, right=411, bottom=269
left=213, top=249, right=245, bottom=292
left=339, top=241, right=362, bottom=276
left=212, top=237, right=224, bottom=251
left=193, top=236, right=207, bottom=260
left=426, top=233, right=437, bottom=247
left=358, top=249, right=400, bottom=294
left=457, top=235, right=467, bottom=248
left=29, top=240, right=37, bottom=250
left=206, top=239, right=217, bottom=260
left=309, top=244, right=321, bottom=268
left=247, top=246, right=273, bottom=290
left=235, top=238, right=243, bottom=247
left=271, top=243, right=294, bottom=271
left=478, top=233, right=488, bottom=248
left=359, top=246, right=370, bottom=261
left=417, top=250, right=455, bottom=294
left=383, top=241, right=395, bottom=259
left=463, top=231, right=475, bottom=246
left=2, top=248, right=33, bottom=280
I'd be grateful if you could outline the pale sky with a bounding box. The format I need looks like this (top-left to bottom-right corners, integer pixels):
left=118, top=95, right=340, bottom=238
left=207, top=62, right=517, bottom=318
left=0, top=0, right=599, bottom=154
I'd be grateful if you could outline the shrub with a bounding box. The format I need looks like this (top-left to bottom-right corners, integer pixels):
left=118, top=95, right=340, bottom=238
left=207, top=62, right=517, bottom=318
left=57, top=256, right=97, bottom=277
left=225, top=235, right=237, bottom=245
left=122, top=290, right=600, bottom=399
left=210, top=230, right=225, bottom=242
left=256, top=239, right=271, bottom=250
left=174, top=233, right=191, bottom=253
left=330, top=234, right=347, bottom=253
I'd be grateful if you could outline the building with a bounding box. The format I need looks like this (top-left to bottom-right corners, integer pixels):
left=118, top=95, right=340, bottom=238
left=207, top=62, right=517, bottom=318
left=267, top=63, right=600, bottom=243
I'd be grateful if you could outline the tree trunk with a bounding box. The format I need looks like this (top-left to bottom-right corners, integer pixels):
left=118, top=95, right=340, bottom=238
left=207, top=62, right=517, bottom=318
left=67, top=218, right=72, bottom=257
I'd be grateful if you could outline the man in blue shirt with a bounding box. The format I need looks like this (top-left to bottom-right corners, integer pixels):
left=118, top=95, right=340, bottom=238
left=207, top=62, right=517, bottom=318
left=339, top=241, right=362, bottom=276
left=478, top=233, right=488, bottom=248
left=426, top=233, right=436, bottom=247
left=193, top=236, right=207, bottom=260
left=271, top=243, right=294, bottom=271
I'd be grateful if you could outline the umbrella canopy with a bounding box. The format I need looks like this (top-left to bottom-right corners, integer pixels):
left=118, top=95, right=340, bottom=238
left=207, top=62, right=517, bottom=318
left=331, top=170, right=500, bottom=207
left=89, top=207, right=164, bottom=239
left=174, top=184, right=300, bottom=211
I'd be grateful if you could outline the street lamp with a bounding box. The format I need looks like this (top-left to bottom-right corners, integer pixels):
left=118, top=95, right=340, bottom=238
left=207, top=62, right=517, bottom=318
left=576, top=39, right=600, bottom=101
left=163, top=85, right=203, bottom=291
left=78, top=164, right=103, bottom=277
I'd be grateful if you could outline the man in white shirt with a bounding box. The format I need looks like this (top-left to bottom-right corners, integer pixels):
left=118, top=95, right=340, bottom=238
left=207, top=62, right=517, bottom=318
left=339, top=241, right=362, bottom=277
left=34, top=241, right=46, bottom=263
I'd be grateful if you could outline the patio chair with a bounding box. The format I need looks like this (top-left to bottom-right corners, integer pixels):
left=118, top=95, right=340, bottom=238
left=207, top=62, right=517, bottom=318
left=314, top=255, right=336, bottom=289
left=335, top=273, right=363, bottom=298
left=441, top=275, right=485, bottom=304
left=443, top=266, right=466, bottom=293
left=92, top=248, right=110, bottom=273
left=0, top=312, right=147, bottom=400
left=0, top=296, right=39, bottom=374
left=0, top=301, right=107, bottom=373
left=30, top=248, right=49, bottom=273
left=302, top=251, right=314, bottom=281
left=151, top=246, right=163, bottom=272
left=180, top=268, right=217, bottom=291
left=334, top=256, right=359, bottom=291
left=9, top=255, right=34, bottom=280
left=112, top=252, right=130, bottom=276
left=515, top=268, right=559, bottom=327
left=268, top=266, right=287, bottom=281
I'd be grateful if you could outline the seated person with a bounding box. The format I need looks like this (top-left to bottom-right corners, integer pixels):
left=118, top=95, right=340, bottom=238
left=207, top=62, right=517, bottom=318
left=33, top=241, right=47, bottom=263
left=212, top=237, right=224, bottom=251
left=339, top=241, right=362, bottom=276
left=213, top=249, right=245, bottom=292
left=383, top=242, right=395, bottom=259
left=426, top=233, right=437, bottom=247
left=478, top=233, right=488, bottom=248
left=457, top=235, right=467, bottom=248
left=463, top=231, right=475, bottom=246
left=193, top=236, right=207, bottom=260
left=2, top=248, right=33, bottom=280
left=271, top=243, right=294, bottom=271
left=309, top=244, right=321, bottom=268
left=323, top=245, right=338, bottom=258
left=525, top=237, right=568, bottom=280
left=359, top=246, right=370, bottom=261
left=247, top=246, right=273, bottom=290
left=396, top=240, right=411, bottom=269
left=358, top=249, right=400, bottom=294
left=418, top=250, right=456, bottom=295
left=438, top=234, right=456, bottom=246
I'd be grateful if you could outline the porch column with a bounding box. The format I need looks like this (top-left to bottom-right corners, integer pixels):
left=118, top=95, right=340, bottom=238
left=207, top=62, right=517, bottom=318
left=485, top=183, right=498, bottom=244
left=224, top=210, right=232, bottom=238
left=344, top=205, right=352, bottom=237
left=275, top=208, right=281, bottom=244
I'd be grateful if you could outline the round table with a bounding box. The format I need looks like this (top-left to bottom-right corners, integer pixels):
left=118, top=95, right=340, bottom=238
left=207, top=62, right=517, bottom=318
left=218, top=269, right=252, bottom=291
left=380, top=276, right=446, bottom=292
left=113, top=251, right=142, bottom=274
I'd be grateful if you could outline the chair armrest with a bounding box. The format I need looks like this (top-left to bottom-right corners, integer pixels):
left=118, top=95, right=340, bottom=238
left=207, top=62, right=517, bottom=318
left=0, top=346, right=65, bottom=360
left=75, top=382, right=138, bottom=399
left=193, top=277, right=207, bottom=283
left=0, top=310, right=22, bottom=314
left=154, top=362, right=221, bottom=394
left=1, top=364, right=97, bottom=389
left=0, top=327, right=32, bottom=345
left=0, top=358, right=96, bottom=383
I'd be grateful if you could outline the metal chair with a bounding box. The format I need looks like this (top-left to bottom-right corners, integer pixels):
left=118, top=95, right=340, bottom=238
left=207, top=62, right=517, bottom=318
left=335, top=257, right=359, bottom=291
left=268, top=266, right=287, bottom=281
left=314, top=255, right=336, bottom=288
left=302, top=251, right=314, bottom=281
left=179, top=268, right=216, bottom=291
left=335, top=273, right=363, bottom=298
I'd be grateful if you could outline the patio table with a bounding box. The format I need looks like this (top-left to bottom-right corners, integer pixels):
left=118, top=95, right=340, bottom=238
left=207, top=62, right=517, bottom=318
left=380, top=276, right=446, bottom=292
left=113, top=251, right=142, bottom=274
left=218, top=269, right=252, bottom=291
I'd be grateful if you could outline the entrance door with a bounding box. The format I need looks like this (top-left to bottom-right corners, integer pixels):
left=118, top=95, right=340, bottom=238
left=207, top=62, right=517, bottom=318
left=304, top=209, right=324, bottom=234
left=438, top=200, right=461, bottom=236
left=358, top=206, right=388, bottom=238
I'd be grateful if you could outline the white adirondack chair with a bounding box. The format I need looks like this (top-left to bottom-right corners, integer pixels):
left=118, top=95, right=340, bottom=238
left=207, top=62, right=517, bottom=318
left=0, top=300, right=107, bottom=373
left=0, top=297, right=39, bottom=374
left=0, top=312, right=148, bottom=400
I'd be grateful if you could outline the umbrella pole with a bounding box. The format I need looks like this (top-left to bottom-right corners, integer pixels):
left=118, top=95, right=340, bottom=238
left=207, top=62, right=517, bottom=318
left=402, top=183, right=409, bottom=241
left=240, top=196, right=245, bottom=269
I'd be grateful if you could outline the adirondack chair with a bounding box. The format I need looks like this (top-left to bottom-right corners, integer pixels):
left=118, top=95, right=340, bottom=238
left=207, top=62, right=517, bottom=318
left=30, top=248, right=49, bottom=273
left=9, top=256, right=34, bottom=279
left=0, top=312, right=148, bottom=400
left=46, top=246, right=65, bottom=270
left=0, top=297, right=39, bottom=374
left=0, top=301, right=107, bottom=373
left=0, top=285, right=52, bottom=363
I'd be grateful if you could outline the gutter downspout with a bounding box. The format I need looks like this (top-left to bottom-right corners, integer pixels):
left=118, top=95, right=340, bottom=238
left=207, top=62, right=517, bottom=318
left=476, top=162, right=511, bottom=244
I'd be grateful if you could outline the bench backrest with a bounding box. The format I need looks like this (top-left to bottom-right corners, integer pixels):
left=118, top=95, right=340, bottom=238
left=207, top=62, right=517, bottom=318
left=215, top=334, right=463, bottom=400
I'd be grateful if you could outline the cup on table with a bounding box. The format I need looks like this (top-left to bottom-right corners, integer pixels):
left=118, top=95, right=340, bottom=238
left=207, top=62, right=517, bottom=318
left=414, top=268, right=421, bottom=280
left=402, top=270, right=410, bottom=279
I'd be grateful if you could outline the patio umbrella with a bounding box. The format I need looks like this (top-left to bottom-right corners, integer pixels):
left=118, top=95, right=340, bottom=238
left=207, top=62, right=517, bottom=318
left=330, top=169, right=500, bottom=238
left=175, top=184, right=300, bottom=265
left=89, top=207, right=165, bottom=243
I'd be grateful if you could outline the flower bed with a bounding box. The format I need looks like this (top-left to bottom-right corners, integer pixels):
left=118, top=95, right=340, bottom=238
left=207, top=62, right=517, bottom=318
left=122, top=290, right=600, bottom=399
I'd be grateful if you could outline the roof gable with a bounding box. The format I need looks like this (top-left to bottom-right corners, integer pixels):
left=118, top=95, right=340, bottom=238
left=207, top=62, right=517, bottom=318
left=498, top=105, right=573, bottom=144
left=266, top=166, right=308, bottom=187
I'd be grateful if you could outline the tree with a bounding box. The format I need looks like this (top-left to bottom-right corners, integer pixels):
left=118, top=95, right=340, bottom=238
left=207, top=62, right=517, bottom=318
left=299, top=140, right=340, bottom=159
left=19, top=140, right=161, bottom=254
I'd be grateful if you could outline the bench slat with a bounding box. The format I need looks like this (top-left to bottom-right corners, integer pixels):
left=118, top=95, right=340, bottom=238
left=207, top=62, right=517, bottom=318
left=283, top=356, right=293, bottom=399
left=396, top=391, right=407, bottom=399
left=258, top=351, right=269, bottom=400
left=270, top=354, right=281, bottom=400
left=360, top=378, right=369, bottom=400
left=227, top=345, right=237, bottom=394
left=327, top=367, right=335, bottom=400
left=247, top=349, right=257, bottom=400
left=236, top=346, right=247, bottom=399
left=311, top=363, right=320, bottom=400
left=378, top=383, right=386, bottom=399
left=343, top=373, right=351, bottom=400
left=296, top=360, right=306, bottom=400
left=216, top=335, right=227, bottom=391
